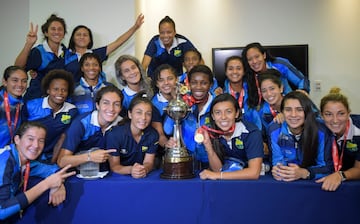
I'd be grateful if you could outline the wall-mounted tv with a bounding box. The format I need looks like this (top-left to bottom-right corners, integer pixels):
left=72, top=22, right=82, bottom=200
left=212, top=44, right=309, bottom=87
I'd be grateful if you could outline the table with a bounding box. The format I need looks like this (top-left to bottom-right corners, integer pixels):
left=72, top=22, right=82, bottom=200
left=17, top=170, right=360, bottom=224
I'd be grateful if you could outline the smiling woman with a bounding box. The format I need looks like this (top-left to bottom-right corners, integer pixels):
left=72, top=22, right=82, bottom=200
left=0, top=66, right=28, bottom=148
left=0, top=121, right=75, bottom=222
left=14, top=14, right=70, bottom=102
left=268, top=91, right=333, bottom=182
left=57, top=85, right=123, bottom=171
left=142, top=16, right=201, bottom=83
left=21, top=69, right=78, bottom=163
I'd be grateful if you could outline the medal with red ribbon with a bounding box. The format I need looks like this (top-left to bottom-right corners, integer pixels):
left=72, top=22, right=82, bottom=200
left=332, top=120, right=350, bottom=172
left=4, top=91, right=20, bottom=141
left=229, top=84, right=244, bottom=110
left=23, top=161, right=30, bottom=192
left=200, top=124, right=236, bottom=139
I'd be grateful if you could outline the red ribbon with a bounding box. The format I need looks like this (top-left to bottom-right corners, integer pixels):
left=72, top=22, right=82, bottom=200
left=201, top=124, right=235, bottom=138
left=229, top=85, right=244, bottom=109
left=332, top=120, right=350, bottom=172
left=182, top=94, right=208, bottom=107
left=23, top=161, right=30, bottom=192
left=269, top=105, right=278, bottom=118
left=4, top=91, right=20, bottom=141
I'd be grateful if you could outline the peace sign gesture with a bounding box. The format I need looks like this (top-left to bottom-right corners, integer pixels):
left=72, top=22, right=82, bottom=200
left=26, top=22, right=38, bottom=47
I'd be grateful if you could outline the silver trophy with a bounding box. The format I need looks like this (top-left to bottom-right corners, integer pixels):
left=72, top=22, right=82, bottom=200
left=161, top=83, right=195, bottom=179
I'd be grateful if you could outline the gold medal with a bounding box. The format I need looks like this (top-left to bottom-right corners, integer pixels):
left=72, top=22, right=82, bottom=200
left=194, top=133, right=204, bottom=143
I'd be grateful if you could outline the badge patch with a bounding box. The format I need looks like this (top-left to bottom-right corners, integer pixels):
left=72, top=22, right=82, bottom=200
left=346, top=141, right=358, bottom=152
left=61, top=114, right=71, bottom=124
left=235, top=138, right=244, bottom=149
left=142, top=146, right=148, bottom=152
left=174, top=49, right=182, bottom=57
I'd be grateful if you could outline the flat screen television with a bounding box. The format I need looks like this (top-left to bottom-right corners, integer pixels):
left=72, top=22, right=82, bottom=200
left=212, top=44, right=309, bottom=87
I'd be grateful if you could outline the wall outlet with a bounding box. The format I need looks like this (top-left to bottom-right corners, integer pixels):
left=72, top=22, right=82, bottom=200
left=314, top=80, right=322, bottom=92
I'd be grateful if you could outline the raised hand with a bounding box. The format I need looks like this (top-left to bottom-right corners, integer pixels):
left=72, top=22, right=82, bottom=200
left=134, top=13, right=145, bottom=30
left=26, top=22, right=38, bottom=47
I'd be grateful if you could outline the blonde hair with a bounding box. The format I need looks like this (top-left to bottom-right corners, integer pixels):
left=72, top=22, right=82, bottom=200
left=320, top=87, right=350, bottom=113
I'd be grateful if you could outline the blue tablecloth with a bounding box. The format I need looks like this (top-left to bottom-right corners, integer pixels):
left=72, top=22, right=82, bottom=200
left=17, top=170, right=360, bottom=224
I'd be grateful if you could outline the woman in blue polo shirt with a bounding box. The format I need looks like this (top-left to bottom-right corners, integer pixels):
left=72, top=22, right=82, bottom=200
left=268, top=91, right=333, bottom=181
left=164, top=65, right=215, bottom=168
left=199, top=94, right=264, bottom=180
left=0, top=66, right=28, bottom=148
left=71, top=52, right=113, bottom=114
left=242, top=42, right=310, bottom=107
left=223, top=55, right=262, bottom=130
left=0, top=121, right=74, bottom=222
left=316, top=87, right=360, bottom=191
left=15, top=14, right=72, bottom=102
left=115, top=54, right=153, bottom=113
left=22, top=69, right=78, bottom=163
left=142, top=16, right=201, bottom=81
left=57, top=85, right=122, bottom=170
left=257, top=69, right=285, bottom=131
left=107, top=92, right=159, bottom=178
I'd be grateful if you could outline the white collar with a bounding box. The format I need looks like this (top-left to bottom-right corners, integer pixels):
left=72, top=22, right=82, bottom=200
left=43, top=40, right=64, bottom=57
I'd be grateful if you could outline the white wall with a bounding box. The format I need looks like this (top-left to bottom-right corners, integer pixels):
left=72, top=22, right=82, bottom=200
left=1, top=0, right=359, bottom=112
left=0, top=0, right=29, bottom=78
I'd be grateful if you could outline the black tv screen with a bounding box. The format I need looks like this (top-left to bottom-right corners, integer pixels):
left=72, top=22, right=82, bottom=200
left=212, top=44, right=309, bottom=87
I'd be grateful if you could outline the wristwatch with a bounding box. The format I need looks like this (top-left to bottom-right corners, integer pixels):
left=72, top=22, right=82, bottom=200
left=339, top=171, right=347, bottom=182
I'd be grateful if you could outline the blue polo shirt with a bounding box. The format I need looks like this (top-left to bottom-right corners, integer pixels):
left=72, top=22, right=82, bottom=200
left=152, top=92, right=169, bottom=118
left=223, top=80, right=262, bottom=130
left=163, top=93, right=214, bottom=163
left=144, top=34, right=197, bottom=79
left=62, top=111, right=122, bottom=154
left=121, top=86, right=162, bottom=123
left=24, top=41, right=71, bottom=101
left=70, top=76, right=113, bottom=114
left=22, top=96, right=78, bottom=161
left=219, top=121, right=264, bottom=165
left=334, top=115, right=360, bottom=171
left=0, top=144, right=58, bottom=221
left=106, top=122, right=159, bottom=166
left=266, top=57, right=310, bottom=93
left=268, top=121, right=333, bottom=179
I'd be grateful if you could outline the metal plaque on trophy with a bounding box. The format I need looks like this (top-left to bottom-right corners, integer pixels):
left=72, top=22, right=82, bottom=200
left=161, top=83, right=195, bottom=179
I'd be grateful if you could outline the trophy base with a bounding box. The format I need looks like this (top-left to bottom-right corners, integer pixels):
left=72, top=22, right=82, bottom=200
left=161, top=158, right=195, bottom=179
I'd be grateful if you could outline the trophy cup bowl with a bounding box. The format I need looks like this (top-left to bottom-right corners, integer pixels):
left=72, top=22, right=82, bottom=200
left=161, top=94, right=195, bottom=179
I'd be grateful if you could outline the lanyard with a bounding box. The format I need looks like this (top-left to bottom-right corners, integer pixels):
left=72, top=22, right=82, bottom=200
left=269, top=105, right=278, bottom=117
left=4, top=91, right=20, bottom=141
left=23, top=161, right=30, bottom=192
left=201, top=124, right=235, bottom=138
left=254, top=74, right=262, bottom=106
left=229, top=84, right=244, bottom=109
left=332, top=120, right=350, bottom=172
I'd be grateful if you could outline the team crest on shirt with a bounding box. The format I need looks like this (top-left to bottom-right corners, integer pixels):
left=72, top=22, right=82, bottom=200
left=235, top=138, right=244, bottom=150
left=204, top=117, right=210, bottom=125
left=142, top=146, right=148, bottom=152
left=174, top=49, right=182, bottom=57
left=61, top=114, right=71, bottom=124
left=346, top=141, right=358, bottom=152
